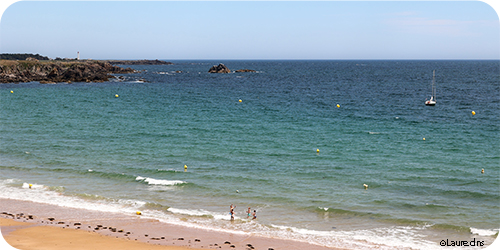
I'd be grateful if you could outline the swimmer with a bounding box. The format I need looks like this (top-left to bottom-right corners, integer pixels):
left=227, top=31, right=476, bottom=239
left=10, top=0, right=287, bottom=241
left=247, top=207, right=251, bottom=219
left=252, top=210, right=257, bottom=220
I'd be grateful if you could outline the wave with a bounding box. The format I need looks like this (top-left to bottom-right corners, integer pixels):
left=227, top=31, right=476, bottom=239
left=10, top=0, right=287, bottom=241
left=167, top=207, right=231, bottom=220
left=22, top=182, right=46, bottom=190
left=267, top=224, right=437, bottom=250
left=0, top=179, right=143, bottom=215
left=470, top=227, right=499, bottom=237
left=135, top=176, right=185, bottom=186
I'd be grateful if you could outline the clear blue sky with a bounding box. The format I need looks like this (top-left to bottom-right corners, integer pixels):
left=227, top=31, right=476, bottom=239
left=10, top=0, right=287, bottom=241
left=0, top=1, right=499, bottom=60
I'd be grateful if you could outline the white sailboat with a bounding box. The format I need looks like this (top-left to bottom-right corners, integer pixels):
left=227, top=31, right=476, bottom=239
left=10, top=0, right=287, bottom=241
left=425, top=70, right=437, bottom=106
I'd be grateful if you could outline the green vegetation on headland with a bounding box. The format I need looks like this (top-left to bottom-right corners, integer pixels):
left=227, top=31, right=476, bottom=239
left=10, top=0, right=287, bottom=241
left=0, top=53, right=50, bottom=61
left=0, top=59, right=135, bottom=84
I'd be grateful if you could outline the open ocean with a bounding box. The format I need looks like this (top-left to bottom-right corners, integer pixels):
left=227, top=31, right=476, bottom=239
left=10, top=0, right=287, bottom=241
left=1, top=60, right=499, bottom=249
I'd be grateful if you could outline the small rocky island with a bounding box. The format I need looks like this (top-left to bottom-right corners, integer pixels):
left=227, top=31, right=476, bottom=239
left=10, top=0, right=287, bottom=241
left=0, top=59, right=135, bottom=83
left=208, top=63, right=231, bottom=73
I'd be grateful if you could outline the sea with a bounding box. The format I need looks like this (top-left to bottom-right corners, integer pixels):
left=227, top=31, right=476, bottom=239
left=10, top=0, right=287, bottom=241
left=0, top=60, right=499, bottom=249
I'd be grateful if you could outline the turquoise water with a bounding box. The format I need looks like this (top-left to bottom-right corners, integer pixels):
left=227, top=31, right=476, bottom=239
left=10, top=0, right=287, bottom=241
left=1, top=60, right=499, bottom=249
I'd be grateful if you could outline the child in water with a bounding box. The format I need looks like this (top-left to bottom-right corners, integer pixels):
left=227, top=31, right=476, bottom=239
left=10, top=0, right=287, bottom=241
left=252, top=210, right=257, bottom=220
left=247, top=207, right=251, bottom=219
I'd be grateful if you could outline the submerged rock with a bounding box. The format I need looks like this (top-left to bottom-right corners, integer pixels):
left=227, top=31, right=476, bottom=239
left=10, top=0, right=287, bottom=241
left=235, top=69, right=256, bottom=72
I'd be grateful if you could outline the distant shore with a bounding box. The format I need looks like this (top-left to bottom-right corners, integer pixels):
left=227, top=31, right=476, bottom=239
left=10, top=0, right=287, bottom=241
left=0, top=198, right=342, bottom=250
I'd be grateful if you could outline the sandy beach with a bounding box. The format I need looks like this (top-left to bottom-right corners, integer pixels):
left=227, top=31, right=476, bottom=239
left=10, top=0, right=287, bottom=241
left=0, top=198, right=342, bottom=250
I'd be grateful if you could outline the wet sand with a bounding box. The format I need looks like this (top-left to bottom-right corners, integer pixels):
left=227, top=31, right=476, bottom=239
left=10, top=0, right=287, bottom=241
left=0, top=198, right=343, bottom=250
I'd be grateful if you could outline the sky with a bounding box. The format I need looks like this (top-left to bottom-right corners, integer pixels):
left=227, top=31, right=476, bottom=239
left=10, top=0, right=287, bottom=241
left=0, top=1, right=499, bottom=60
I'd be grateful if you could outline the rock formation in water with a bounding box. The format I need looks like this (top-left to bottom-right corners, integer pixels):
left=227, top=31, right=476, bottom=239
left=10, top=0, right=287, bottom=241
left=208, top=63, right=231, bottom=73
left=235, top=69, right=256, bottom=73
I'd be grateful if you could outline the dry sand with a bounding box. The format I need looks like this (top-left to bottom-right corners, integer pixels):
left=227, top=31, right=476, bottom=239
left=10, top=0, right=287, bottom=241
left=1, top=218, right=194, bottom=250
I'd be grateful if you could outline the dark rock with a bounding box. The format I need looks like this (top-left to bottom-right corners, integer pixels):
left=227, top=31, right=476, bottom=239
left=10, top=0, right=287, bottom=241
left=48, top=218, right=55, bottom=221
left=178, top=238, right=184, bottom=240
left=224, top=241, right=231, bottom=245
left=208, top=63, right=231, bottom=73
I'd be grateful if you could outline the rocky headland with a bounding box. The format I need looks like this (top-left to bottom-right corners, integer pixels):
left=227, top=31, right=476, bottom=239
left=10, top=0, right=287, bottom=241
left=0, top=59, right=136, bottom=83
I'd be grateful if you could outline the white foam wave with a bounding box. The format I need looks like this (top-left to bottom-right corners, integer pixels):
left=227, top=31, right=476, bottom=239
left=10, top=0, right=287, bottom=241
left=268, top=224, right=437, bottom=250
left=167, top=207, right=234, bottom=221
left=470, top=227, right=498, bottom=236
left=0, top=180, right=142, bottom=215
left=22, top=182, right=45, bottom=189
left=135, top=176, right=185, bottom=186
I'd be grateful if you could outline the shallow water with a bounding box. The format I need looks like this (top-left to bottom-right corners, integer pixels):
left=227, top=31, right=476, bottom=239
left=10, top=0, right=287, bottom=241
left=1, top=60, right=499, bottom=249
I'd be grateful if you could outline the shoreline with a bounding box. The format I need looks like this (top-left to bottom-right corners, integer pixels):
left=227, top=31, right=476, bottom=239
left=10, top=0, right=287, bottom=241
left=0, top=198, right=343, bottom=250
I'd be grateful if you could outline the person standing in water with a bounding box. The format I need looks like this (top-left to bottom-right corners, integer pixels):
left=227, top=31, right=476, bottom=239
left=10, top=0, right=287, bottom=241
left=230, top=204, right=236, bottom=221
left=252, top=210, right=257, bottom=220
left=247, top=207, right=251, bottom=219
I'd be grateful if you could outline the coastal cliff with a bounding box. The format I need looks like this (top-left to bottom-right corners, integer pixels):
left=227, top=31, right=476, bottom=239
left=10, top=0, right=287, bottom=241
left=0, top=60, right=135, bottom=83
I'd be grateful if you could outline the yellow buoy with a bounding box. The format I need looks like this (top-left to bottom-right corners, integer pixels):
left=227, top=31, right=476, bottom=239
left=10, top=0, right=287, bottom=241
left=136, top=211, right=142, bottom=215
left=423, top=138, right=426, bottom=141
left=115, top=94, right=119, bottom=98
left=336, top=104, right=340, bottom=108
left=239, top=99, right=242, bottom=103
left=316, top=149, right=320, bottom=153
left=10, top=90, right=14, bottom=93
left=29, top=184, right=32, bottom=189
left=184, top=165, right=187, bottom=172
left=472, top=111, right=476, bottom=116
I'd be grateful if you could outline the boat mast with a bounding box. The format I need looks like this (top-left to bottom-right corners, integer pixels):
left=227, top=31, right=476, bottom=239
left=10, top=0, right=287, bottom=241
left=432, top=70, right=436, bottom=101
